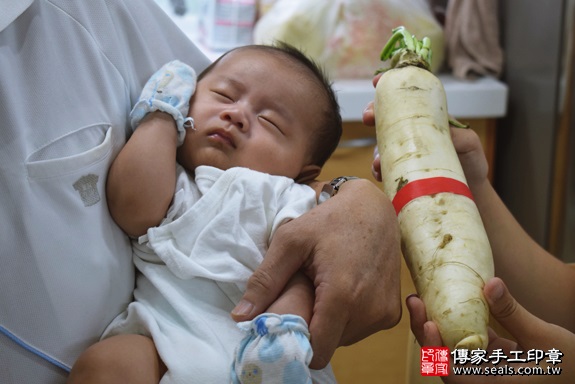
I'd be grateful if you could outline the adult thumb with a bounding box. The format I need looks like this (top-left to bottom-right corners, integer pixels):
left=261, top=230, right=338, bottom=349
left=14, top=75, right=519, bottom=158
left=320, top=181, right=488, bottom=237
left=484, top=277, right=575, bottom=381
left=483, top=277, right=545, bottom=343
left=230, top=228, right=306, bottom=322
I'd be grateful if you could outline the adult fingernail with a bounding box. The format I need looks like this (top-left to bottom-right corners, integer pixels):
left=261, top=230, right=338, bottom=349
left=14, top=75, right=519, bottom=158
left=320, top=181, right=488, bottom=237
left=489, top=280, right=505, bottom=302
left=232, top=300, right=254, bottom=317
left=405, top=293, right=418, bottom=304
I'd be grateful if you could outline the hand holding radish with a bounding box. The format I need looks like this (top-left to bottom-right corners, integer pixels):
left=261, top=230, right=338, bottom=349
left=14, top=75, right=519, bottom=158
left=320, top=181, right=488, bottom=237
left=370, top=126, right=488, bottom=193
left=365, top=26, right=575, bottom=379
left=407, top=278, right=575, bottom=383
left=364, top=82, right=488, bottom=193
left=373, top=27, right=494, bottom=350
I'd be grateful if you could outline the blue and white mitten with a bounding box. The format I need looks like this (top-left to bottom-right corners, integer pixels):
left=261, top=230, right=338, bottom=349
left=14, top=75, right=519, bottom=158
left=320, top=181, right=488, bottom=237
left=130, top=60, right=197, bottom=145
left=232, top=314, right=313, bottom=384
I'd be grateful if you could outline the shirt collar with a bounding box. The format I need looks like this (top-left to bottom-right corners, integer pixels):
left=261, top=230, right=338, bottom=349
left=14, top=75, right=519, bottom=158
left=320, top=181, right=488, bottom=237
left=0, top=0, right=35, bottom=32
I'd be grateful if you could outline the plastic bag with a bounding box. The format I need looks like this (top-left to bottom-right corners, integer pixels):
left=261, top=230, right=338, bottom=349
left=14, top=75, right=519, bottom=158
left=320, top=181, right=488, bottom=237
left=253, top=0, right=444, bottom=78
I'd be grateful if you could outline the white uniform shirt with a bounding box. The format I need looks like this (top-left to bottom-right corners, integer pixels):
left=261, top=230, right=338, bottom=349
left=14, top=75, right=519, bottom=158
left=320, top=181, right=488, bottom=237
left=0, top=1, right=210, bottom=382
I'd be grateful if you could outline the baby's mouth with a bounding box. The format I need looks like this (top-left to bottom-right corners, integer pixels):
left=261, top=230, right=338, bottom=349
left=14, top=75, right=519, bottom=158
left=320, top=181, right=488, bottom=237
left=208, top=130, right=236, bottom=148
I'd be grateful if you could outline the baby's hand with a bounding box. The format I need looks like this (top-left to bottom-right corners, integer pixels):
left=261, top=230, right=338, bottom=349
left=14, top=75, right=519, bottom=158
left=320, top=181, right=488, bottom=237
left=131, top=60, right=197, bottom=145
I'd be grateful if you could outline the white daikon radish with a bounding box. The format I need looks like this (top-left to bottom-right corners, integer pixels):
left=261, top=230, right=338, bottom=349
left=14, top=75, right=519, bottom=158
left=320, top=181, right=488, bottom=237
left=375, top=27, right=494, bottom=350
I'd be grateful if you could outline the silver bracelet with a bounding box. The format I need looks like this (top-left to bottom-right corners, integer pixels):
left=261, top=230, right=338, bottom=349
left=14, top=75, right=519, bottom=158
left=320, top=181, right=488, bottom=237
left=318, top=176, right=359, bottom=204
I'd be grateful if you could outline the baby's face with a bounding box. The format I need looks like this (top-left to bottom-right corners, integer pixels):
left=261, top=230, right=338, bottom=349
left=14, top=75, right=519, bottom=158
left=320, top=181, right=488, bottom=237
left=177, top=48, right=322, bottom=181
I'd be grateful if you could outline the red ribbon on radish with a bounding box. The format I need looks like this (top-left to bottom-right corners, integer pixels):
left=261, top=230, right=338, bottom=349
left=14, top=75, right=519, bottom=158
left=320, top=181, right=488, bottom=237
left=392, top=177, right=474, bottom=215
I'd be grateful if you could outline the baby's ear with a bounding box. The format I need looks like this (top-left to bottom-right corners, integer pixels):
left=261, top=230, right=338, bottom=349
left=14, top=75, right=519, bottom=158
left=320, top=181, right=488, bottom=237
left=295, top=164, right=321, bottom=184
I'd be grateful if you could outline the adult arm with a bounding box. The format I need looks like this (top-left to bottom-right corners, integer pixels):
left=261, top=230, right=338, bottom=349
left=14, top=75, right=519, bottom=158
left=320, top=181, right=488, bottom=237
left=232, top=178, right=403, bottom=368
left=467, top=174, right=575, bottom=330
left=449, top=127, right=575, bottom=331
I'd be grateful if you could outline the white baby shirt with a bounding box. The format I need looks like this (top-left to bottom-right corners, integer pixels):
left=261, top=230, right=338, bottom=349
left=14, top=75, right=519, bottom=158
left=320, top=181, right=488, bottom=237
left=103, top=165, right=335, bottom=383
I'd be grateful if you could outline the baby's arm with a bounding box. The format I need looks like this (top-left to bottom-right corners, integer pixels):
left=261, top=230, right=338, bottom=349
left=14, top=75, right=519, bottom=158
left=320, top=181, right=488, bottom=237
left=107, top=61, right=196, bottom=237
left=231, top=211, right=317, bottom=382
left=232, top=272, right=316, bottom=383
left=107, top=112, right=180, bottom=237
left=266, top=271, right=314, bottom=324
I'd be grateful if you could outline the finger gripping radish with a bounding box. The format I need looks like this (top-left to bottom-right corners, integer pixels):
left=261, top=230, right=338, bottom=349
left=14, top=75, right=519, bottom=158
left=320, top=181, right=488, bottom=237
left=375, top=27, right=494, bottom=350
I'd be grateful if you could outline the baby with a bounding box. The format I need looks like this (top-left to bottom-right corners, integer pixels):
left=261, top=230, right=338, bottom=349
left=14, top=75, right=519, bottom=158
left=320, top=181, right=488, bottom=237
left=68, top=43, right=343, bottom=383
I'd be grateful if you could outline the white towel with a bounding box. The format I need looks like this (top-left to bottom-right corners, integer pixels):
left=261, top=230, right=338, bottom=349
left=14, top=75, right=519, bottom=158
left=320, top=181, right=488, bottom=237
left=445, top=0, right=504, bottom=79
